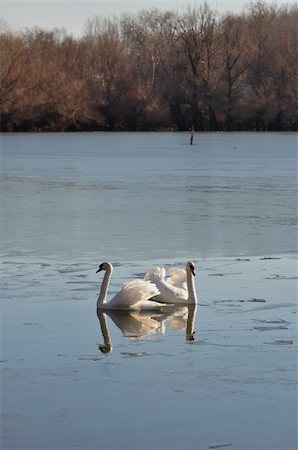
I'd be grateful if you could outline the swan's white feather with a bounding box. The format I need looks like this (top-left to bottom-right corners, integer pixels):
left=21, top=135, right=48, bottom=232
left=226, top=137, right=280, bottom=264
left=144, top=262, right=197, bottom=304
left=167, top=268, right=187, bottom=289
left=108, top=280, right=160, bottom=309
left=105, top=279, right=163, bottom=310
left=144, top=267, right=166, bottom=283
left=144, top=266, right=188, bottom=303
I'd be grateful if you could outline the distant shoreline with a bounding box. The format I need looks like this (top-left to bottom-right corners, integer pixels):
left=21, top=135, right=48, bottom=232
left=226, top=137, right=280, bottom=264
left=1, top=4, right=297, bottom=134
left=1, top=129, right=298, bottom=134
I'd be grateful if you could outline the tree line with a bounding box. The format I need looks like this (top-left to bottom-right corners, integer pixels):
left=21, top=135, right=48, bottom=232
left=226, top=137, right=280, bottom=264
left=1, top=1, right=297, bottom=132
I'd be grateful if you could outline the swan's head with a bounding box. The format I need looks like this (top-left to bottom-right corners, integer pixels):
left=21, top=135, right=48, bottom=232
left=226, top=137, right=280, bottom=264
left=186, top=261, right=196, bottom=276
left=96, top=262, right=113, bottom=273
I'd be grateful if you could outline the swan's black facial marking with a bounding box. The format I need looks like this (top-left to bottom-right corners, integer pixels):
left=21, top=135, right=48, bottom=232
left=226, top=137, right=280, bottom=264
left=96, top=263, right=104, bottom=273
left=189, top=263, right=196, bottom=276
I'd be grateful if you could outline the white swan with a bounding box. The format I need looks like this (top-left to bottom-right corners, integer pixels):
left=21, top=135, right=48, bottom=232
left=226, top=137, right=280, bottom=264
left=144, top=261, right=198, bottom=304
left=96, top=262, right=167, bottom=311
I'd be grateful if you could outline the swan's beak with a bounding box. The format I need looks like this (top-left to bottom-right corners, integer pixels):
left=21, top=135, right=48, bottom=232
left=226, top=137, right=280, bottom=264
left=190, top=266, right=196, bottom=276
left=96, top=267, right=101, bottom=273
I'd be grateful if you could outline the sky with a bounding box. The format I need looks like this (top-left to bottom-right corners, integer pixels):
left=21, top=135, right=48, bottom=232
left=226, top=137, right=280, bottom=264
left=0, top=0, right=293, bottom=37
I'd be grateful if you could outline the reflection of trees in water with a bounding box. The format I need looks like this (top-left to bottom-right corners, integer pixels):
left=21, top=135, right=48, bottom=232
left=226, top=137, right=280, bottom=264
left=97, top=305, right=198, bottom=353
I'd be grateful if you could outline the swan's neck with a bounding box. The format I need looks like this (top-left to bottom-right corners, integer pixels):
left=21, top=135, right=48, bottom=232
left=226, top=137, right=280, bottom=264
left=187, top=271, right=198, bottom=304
left=97, top=266, right=113, bottom=306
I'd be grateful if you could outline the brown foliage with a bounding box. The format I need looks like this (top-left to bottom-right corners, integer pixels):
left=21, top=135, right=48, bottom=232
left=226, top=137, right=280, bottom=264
left=1, top=1, right=297, bottom=131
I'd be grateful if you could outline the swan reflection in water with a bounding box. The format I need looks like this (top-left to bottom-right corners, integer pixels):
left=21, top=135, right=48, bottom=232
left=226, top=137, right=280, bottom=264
left=97, top=305, right=198, bottom=353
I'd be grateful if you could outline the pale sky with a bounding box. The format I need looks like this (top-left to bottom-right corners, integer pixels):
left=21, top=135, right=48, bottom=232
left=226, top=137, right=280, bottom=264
left=0, top=0, right=294, bottom=36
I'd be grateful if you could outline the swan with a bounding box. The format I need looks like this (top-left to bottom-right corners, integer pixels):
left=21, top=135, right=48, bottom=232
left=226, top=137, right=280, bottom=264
left=144, top=261, right=198, bottom=305
left=96, top=262, right=168, bottom=311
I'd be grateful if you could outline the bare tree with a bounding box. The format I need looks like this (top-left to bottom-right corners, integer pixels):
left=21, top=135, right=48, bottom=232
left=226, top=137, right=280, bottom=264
left=172, top=3, right=219, bottom=130
left=1, top=1, right=297, bottom=131
left=218, top=14, right=251, bottom=130
left=83, top=17, right=137, bottom=129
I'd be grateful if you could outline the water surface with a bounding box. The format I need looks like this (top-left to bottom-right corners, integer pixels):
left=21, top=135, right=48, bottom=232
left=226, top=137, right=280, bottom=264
left=1, top=132, right=297, bottom=450
left=1, top=132, right=297, bottom=260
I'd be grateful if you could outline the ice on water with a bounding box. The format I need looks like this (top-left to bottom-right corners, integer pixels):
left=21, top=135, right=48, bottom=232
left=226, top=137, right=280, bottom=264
left=1, top=132, right=297, bottom=450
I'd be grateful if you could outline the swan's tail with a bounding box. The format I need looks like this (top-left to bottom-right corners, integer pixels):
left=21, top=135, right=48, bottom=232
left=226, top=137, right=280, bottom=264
left=144, top=267, right=166, bottom=284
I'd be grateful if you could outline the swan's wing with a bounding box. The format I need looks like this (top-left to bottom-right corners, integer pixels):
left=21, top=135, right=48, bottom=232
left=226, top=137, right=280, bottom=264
left=144, top=266, right=167, bottom=282
left=108, top=279, right=160, bottom=309
left=167, top=268, right=187, bottom=290
left=144, top=267, right=187, bottom=303
left=132, top=299, right=171, bottom=311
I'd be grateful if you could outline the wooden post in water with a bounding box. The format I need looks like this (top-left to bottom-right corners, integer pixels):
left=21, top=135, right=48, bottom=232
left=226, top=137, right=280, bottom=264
left=190, top=126, right=194, bottom=145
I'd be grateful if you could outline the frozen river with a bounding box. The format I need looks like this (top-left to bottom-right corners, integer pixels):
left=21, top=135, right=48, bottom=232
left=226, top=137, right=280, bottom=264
left=1, top=132, right=297, bottom=450
left=1, top=132, right=297, bottom=260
